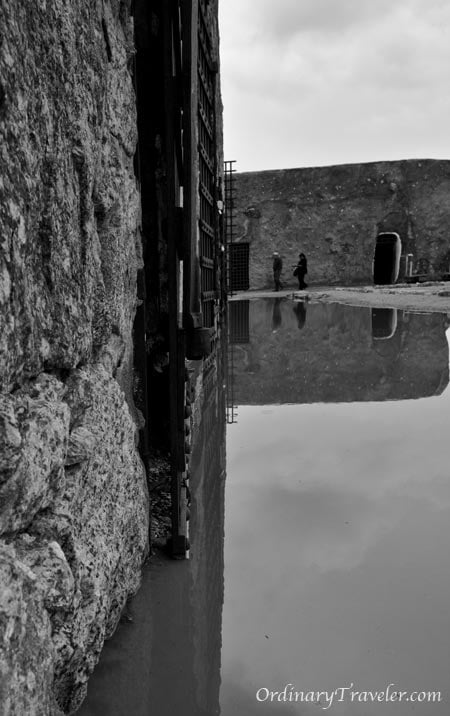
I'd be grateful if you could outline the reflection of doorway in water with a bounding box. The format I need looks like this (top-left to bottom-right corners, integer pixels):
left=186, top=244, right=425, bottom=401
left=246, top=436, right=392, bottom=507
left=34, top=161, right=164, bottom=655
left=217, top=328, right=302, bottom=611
left=371, top=308, right=398, bottom=339
left=373, top=232, right=401, bottom=284
left=443, top=326, right=450, bottom=396
left=228, top=243, right=250, bottom=292
left=229, top=301, right=249, bottom=344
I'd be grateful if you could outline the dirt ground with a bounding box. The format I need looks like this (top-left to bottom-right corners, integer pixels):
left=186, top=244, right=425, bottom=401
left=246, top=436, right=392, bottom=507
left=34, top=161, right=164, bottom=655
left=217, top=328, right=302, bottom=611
left=230, top=282, right=450, bottom=314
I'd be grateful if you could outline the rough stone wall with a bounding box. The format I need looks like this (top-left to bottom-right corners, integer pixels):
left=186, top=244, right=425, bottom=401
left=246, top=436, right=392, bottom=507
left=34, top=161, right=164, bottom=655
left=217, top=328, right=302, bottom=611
left=0, top=1, right=149, bottom=713
left=233, top=159, right=450, bottom=289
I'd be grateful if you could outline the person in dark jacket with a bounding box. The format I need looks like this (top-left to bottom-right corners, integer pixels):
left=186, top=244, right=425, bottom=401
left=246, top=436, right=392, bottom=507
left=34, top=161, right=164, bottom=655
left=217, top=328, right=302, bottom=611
left=294, top=252, right=308, bottom=289
left=272, top=252, right=283, bottom=291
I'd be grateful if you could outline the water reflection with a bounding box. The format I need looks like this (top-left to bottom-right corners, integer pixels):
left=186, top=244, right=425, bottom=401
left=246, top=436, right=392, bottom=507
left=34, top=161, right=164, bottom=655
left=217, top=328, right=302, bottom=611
left=293, top=300, right=307, bottom=330
left=272, top=298, right=283, bottom=331
left=77, top=357, right=226, bottom=716
left=372, top=307, right=397, bottom=339
left=222, top=298, right=450, bottom=715
left=229, top=299, right=449, bottom=404
left=222, top=401, right=450, bottom=715
left=77, top=299, right=450, bottom=716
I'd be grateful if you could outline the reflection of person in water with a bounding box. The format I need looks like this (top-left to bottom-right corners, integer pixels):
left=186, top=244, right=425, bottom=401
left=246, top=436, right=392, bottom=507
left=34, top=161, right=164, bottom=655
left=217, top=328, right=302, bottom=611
left=293, top=301, right=307, bottom=329
left=272, top=298, right=283, bottom=330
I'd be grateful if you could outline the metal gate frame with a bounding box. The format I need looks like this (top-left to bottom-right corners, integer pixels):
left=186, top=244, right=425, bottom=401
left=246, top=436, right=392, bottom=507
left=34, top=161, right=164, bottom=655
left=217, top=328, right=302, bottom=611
left=163, top=0, right=186, bottom=557
left=228, top=242, right=250, bottom=292
left=165, top=0, right=223, bottom=557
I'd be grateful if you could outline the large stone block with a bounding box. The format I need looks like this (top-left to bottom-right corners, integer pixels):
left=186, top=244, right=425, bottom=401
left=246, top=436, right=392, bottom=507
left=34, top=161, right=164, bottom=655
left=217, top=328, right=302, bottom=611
left=0, top=542, right=63, bottom=716
left=0, top=0, right=147, bottom=711
left=0, top=375, right=70, bottom=536
left=31, top=365, right=149, bottom=712
left=0, top=365, right=149, bottom=712
left=0, top=0, right=140, bottom=392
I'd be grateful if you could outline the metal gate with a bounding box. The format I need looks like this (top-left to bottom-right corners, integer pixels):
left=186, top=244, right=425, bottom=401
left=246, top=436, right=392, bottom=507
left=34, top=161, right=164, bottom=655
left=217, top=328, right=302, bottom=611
left=229, top=243, right=250, bottom=292
left=198, top=0, right=217, bottom=328
left=224, top=159, right=236, bottom=294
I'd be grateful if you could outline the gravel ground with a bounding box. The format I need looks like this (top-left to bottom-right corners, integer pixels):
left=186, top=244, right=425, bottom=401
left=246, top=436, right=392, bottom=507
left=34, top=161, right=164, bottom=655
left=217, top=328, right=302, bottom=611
left=146, top=450, right=172, bottom=545
left=230, top=282, right=450, bottom=313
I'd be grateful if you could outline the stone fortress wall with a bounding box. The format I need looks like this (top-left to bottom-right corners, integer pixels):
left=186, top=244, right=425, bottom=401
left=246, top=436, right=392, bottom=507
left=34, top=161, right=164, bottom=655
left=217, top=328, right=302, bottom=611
left=0, top=2, right=148, bottom=713
left=0, top=0, right=225, bottom=711
left=233, top=159, right=450, bottom=289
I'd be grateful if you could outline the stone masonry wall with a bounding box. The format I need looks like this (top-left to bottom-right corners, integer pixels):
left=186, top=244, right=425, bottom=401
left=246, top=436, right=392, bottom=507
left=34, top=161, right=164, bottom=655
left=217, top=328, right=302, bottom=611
left=0, top=1, right=148, bottom=713
left=233, top=159, right=450, bottom=289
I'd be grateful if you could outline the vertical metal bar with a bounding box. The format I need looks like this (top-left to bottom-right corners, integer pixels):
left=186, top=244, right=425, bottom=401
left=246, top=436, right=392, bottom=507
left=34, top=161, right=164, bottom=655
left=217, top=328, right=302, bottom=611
left=224, top=160, right=236, bottom=295
left=182, top=0, right=202, bottom=329
left=163, top=0, right=186, bottom=557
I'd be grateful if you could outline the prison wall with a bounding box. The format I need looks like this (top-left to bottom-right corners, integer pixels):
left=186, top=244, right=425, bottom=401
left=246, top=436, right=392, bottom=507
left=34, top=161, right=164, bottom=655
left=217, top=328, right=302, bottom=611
left=0, top=1, right=148, bottom=713
left=233, top=159, right=450, bottom=289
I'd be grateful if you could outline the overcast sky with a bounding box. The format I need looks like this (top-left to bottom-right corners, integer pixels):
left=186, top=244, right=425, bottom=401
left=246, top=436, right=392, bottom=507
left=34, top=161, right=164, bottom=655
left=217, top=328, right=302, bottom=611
left=219, top=0, right=450, bottom=172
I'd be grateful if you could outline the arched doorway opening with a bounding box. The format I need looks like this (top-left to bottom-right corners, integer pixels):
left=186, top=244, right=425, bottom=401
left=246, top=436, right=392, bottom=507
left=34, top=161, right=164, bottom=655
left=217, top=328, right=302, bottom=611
left=373, top=232, right=402, bottom=285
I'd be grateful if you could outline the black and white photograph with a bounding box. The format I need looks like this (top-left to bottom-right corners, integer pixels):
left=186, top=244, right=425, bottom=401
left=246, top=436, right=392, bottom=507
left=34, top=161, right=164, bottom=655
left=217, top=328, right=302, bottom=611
left=1, top=1, right=450, bottom=714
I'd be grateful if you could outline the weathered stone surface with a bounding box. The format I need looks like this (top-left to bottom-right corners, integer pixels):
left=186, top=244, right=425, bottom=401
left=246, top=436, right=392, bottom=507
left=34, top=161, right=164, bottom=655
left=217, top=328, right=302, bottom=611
left=0, top=402, right=22, bottom=474
left=0, top=366, right=149, bottom=713
left=0, top=375, right=70, bottom=536
left=233, top=159, right=450, bottom=289
left=34, top=365, right=148, bottom=712
left=0, top=542, right=63, bottom=716
left=0, top=0, right=149, bottom=712
left=0, top=0, right=140, bottom=393
left=65, top=427, right=97, bottom=467
left=13, top=535, right=75, bottom=614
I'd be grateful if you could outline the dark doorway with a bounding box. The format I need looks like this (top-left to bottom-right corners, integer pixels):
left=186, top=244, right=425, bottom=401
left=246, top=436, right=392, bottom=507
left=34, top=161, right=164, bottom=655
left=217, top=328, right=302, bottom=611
left=373, top=232, right=401, bottom=285
left=229, top=243, right=249, bottom=292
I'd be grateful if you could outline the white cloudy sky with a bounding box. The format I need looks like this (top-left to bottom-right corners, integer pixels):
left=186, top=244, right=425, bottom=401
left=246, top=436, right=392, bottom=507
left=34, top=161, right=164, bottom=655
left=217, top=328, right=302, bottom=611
left=219, top=0, right=450, bottom=171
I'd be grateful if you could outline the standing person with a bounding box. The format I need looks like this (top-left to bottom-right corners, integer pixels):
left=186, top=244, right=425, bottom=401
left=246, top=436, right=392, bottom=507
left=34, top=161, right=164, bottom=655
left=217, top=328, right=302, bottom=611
left=272, top=252, right=283, bottom=291
left=294, top=252, right=308, bottom=290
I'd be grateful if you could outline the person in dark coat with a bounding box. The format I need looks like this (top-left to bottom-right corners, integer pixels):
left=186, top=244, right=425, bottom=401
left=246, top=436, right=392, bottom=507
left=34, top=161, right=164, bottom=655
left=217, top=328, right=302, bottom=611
left=272, top=252, right=283, bottom=291
left=294, top=252, right=308, bottom=289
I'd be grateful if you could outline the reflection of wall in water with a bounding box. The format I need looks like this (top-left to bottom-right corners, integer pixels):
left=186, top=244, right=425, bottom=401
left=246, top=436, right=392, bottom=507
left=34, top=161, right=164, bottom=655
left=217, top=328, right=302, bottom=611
left=230, top=299, right=449, bottom=404
left=188, top=357, right=227, bottom=715
left=77, top=357, right=227, bottom=716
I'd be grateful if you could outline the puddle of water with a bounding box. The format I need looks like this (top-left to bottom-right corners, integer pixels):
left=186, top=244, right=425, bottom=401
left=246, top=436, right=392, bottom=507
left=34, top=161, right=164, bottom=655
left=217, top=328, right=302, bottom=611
left=229, top=299, right=449, bottom=404
left=78, top=361, right=226, bottom=716
left=78, top=299, right=450, bottom=716
left=221, top=299, right=450, bottom=715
